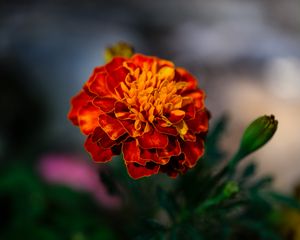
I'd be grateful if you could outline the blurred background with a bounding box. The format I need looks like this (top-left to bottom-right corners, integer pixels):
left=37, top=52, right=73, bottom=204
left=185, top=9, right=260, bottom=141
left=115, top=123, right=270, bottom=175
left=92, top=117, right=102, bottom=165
left=1, top=0, right=300, bottom=239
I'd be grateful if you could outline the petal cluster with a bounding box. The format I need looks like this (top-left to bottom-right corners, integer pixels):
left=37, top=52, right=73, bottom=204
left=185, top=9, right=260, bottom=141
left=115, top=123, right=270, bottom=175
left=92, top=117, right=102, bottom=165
left=68, top=54, right=209, bottom=179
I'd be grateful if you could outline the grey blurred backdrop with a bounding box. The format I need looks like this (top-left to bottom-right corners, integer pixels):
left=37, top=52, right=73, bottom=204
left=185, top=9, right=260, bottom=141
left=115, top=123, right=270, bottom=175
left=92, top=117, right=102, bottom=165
left=1, top=0, right=300, bottom=191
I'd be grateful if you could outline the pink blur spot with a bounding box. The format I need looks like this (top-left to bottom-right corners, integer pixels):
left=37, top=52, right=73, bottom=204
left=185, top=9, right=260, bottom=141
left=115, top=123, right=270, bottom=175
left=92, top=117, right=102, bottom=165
left=38, top=154, right=122, bottom=210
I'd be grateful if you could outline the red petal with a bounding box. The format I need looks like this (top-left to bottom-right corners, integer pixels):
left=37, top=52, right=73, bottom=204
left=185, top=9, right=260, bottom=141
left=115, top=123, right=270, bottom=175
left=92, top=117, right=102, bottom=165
left=105, top=57, right=128, bottom=93
left=119, top=119, right=142, bottom=137
left=68, top=91, right=90, bottom=126
left=107, top=67, right=128, bottom=93
left=84, top=135, right=114, bottom=163
left=126, top=162, right=160, bottom=179
left=123, top=140, right=147, bottom=166
left=157, top=137, right=181, bottom=158
left=186, top=110, right=209, bottom=133
left=138, top=128, right=168, bottom=149
left=182, top=102, right=196, bottom=120
left=93, top=96, right=116, bottom=113
left=84, top=66, right=105, bottom=96
left=98, top=113, right=127, bottom=140
left=114, top=101, right=135, bottom=120
left=131, top=54, right=174, bottom=69
left=91, top=126, right=107, bottom=142
left=86, top=66, right=105, bottom=86
left=181, top=137, right=205, bottom=168
left=92, top=127, right=116, bottom=148
left=155, top=119, right=178, bottom=136
left=140, top=148, right=167, bottom=165
left=168, top=110, right=185, bottom=124
left=105, top=57, right=126, bottom=72
left=159, top=153, right=187, bottom=177
left=186, top=90, right=205, bottom=110
left=131, top=54, right=155, bottom=67
left=114, top=84, right=125, bottom=99
left=111, top=144, right=122, bottom=155
left=176, top=68, right=197, bottom=93
left=182, top=131, right=196, bottom=142
left=89, top=71, right=112, bottom=97
left=78, top=102, right=101, bottom=135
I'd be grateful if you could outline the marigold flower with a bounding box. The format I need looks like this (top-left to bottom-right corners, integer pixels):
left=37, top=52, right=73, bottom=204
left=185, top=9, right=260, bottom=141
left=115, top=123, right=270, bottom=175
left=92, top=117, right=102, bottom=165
left=68, top=54, right=209, bottom=179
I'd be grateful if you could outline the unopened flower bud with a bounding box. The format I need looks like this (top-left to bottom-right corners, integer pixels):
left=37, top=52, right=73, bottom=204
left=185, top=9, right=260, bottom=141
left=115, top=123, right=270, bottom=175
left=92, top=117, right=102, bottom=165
left=239, top=115, right=278, bottom=157
left=104, top=42, right=134, bottom=63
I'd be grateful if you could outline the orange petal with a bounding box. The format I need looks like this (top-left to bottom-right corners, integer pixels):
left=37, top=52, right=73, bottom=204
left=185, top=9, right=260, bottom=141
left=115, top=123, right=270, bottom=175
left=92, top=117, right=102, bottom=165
left=98, top=113, right=127, bottom=140
left=93, top=96, right=116, bottom=113
left=84, top=135, right=114, bottom=163
left=186, top=110, right=209, bottom=133
left=123, top=139, right=147, bottom=166
left=78, top=102, right=101, bottom=135
left=126, top=162, right=160, bottom=179
left=138, top=128, right=168, bottom=149
left=157, top=137, right=181, bottom=158
left=68, top=91, right=91, bottom=126
left=168, top=109, right=185, bottom=124
left=181, top=136, right=205, bottom=168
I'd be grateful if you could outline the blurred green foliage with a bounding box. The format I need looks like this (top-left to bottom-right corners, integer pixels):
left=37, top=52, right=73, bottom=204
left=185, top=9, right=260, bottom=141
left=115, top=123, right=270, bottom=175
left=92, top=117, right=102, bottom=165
left=0, top=163, right=120, bottom=240
left=1, top=116, right=299, bottom=239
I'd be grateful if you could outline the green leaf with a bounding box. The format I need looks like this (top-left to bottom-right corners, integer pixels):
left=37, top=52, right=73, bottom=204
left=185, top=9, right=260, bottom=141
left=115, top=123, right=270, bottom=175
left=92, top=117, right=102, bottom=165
left=268, top=192, right=300, bottom=210
left=250, top=176, right=273, bottom=191
left=241, top=162, right=257, bottom=179
left=204, top=115, right=228, bottom=165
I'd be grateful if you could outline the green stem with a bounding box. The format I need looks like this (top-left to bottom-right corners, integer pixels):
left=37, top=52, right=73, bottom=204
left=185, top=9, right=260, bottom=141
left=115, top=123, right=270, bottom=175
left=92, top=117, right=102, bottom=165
left=178, top=150, right=245, bottom=222
left=195, top=194, right=224, bottom=215
left=212, top=149, right=245, bottom=183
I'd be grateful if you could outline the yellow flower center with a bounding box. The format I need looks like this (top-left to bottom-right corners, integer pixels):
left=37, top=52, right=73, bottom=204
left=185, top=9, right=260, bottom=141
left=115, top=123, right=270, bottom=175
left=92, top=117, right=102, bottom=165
left=120, top=61, right=189, bottom=136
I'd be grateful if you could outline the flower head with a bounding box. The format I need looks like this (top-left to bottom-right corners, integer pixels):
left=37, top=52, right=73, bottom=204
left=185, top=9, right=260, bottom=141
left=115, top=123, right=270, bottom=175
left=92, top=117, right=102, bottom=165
left=69, top=53, right=209, bottom=179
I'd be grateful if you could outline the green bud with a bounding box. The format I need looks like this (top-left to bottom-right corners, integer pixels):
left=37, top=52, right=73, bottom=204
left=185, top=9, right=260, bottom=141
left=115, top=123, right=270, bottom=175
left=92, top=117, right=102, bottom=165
left=104, top=42, right=135, bottom=63
left=239, top=115, right=278, bottom=157
left=223, top=181, right=239, bottom=198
